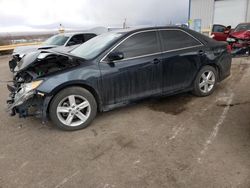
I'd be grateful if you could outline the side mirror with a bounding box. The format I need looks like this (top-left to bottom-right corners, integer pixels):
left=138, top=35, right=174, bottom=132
left=107, top=52, right=124, bottom=62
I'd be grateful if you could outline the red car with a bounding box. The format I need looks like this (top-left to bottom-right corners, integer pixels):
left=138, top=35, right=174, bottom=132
left=211, top=24, right=231, bottom=41
left=212, top=23, right=250, bottom=55
left=226, top=23, right=250, bottom=55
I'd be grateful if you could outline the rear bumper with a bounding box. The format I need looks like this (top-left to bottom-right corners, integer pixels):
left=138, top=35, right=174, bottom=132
left=217, top=53, right=232, bottom=82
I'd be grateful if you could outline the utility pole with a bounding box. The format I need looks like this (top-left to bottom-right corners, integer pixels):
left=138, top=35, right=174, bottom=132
left=188, top=0, right=191, bottom=28
left=123, top=18, right=127, bottom=29
left=246, top=0, right=250, bottom=22
left=59, top=24, right=65, bottom=33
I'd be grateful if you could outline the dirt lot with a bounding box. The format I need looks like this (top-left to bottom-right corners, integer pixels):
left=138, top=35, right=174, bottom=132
left=0, top=55, right=249, bottom=188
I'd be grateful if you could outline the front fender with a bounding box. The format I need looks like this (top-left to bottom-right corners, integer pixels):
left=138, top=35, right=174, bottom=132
left=37, top=65, right=103, bottom=113
left=39, top=80, right=103, bottom=115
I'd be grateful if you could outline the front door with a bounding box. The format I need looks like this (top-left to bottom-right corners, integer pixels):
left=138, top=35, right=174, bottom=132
left=212, top=24, right=229, bottom=41
left=99, top=31, right=162, bottom=106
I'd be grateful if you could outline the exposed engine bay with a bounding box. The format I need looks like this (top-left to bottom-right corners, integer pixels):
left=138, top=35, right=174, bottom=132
left=13, top=51, right=81, bottom=86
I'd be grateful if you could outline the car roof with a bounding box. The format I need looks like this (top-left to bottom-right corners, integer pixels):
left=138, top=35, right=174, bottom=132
left=108, top=26, right=215, bottom=45
left=57, top=32, right=97, bottom=37
left=237, top=22, right=250, bottom=25
left=111, top=26, right=189, bottom=35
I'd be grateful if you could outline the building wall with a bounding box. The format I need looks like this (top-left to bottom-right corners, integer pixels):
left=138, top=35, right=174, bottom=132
left=213, top=0, right=248, bottom=27
left=190, top=0, right=250, bottom=31
left=190, top=0, right=214, bottom=30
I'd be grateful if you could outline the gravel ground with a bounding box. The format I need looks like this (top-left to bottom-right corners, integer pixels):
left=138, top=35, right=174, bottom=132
left=0, top=56, right=249, bottom=188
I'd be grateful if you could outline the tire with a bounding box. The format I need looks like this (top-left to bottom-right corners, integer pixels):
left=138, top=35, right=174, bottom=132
left=49, top=87, right=97, bottom=131
left=192, top=65, right=218, bottom=97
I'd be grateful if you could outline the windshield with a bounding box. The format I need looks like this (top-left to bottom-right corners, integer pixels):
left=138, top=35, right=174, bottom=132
left=44, top=35, right=69, bottom=46
left=234, top=24, right=250, bottom=32
left=70, top=32, right=122, bottom=60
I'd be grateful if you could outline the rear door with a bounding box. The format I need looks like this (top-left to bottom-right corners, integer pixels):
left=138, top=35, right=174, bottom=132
left=99, top=30, right=162, bottom=106
left=158, top=29, right=204, bottom=93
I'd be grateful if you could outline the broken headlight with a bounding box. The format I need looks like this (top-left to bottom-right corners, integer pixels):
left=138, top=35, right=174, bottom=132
left=24, top=80, right=43, bottom=92
left=14, top=80, right=43, bottom=106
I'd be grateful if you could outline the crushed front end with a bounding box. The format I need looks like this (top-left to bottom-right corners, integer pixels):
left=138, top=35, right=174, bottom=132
left=6, top=79, right=48, bottom=120
left=227, top=37, right=250, bottom=56
left=227, top=30, right=250, bottom=56
left=6, top=50, right=81, bottom=121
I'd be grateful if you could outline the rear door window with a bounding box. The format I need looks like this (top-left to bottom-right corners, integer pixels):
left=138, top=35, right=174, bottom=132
left=113, top=31, right=160, bottom=59
left=159, top=30, right=202, bottom=51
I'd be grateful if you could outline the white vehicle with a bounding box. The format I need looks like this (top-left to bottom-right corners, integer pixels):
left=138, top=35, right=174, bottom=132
left=9, top=32, right=97, bottom=72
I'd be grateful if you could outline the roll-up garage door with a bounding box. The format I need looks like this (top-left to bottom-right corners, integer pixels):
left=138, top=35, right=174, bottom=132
left=214, top=0, right=247, bottom=27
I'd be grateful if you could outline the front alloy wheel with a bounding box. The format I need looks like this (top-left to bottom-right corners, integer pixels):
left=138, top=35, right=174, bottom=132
left=57, top=95, right=91, bottom=127
left=49, top=87, right=97, bottom=131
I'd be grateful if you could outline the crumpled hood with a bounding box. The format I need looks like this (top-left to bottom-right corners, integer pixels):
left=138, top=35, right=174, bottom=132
left=16, top=51, right=44, bottom=72
left=52, top=44, right=80, bottom=53
left=13, top=44, right=58, bottom=55
left=15, top=50, right=81, bottom=73
left=230, top=30, right=250, bottom=40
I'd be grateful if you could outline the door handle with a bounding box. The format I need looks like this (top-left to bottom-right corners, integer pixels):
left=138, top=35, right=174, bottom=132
left=153, top=58, right=160, bottom=64
left=198, top=50, right=205, bottom=56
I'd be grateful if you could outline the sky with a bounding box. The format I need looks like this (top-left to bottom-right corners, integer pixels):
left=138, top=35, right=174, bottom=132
left=0, top=0, right=189, bottom=32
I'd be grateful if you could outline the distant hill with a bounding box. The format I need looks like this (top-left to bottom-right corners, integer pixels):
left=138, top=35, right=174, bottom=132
left=0, top=27, right=108, bottom=45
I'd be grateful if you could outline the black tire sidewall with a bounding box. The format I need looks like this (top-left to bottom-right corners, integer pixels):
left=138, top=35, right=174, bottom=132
left=193, top=66, right=218, bottom=97
left=49, top=87, right=97, bottom=131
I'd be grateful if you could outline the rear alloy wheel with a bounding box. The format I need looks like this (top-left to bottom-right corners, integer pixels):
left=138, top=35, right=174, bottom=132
left=193, top=66, right=217, bottom=97
left=49, top=87, right=97, bottom=131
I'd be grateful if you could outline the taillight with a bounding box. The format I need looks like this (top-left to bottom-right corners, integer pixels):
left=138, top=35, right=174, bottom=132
left=227, top=45, right=232, bottom=53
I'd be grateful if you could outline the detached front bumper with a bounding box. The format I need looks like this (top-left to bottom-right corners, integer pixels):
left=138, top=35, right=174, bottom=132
left=231, top=47, right=249, bottom=56
left=228, top=39, right=250, bottom=56
left=6, top=84, right=51, bottom=121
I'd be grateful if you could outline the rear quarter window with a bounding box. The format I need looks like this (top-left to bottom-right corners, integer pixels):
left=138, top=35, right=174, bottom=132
left=159, top=30, right=202, bottom=51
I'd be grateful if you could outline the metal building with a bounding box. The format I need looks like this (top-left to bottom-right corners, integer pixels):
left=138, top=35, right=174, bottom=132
left=190, top=0, right=250, bottom=32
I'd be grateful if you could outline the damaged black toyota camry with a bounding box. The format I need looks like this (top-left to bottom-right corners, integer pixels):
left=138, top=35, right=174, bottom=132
left=6, top=27, right=232, bottom=131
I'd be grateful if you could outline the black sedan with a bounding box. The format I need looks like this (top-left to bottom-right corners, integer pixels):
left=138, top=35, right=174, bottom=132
left=7, top=27, right=232, bottom=131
